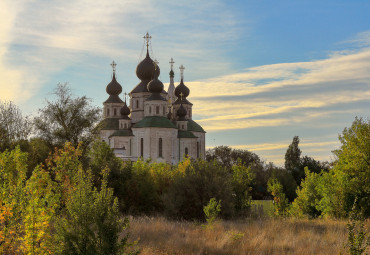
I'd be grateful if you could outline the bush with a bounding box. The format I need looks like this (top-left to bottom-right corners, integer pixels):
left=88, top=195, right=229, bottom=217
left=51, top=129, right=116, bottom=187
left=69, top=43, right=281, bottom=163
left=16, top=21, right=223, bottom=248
left=164, top=159, right=234, bottom=220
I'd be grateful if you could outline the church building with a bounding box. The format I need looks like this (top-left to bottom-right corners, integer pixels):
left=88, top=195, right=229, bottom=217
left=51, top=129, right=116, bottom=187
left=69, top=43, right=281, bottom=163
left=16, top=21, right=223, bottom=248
left=99, top=33, right=206, bottom=164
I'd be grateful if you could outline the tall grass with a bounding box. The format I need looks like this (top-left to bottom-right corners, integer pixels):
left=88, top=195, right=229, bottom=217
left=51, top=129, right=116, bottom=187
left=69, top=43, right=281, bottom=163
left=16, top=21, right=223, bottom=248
left=126, top=216, right=369, bottom=255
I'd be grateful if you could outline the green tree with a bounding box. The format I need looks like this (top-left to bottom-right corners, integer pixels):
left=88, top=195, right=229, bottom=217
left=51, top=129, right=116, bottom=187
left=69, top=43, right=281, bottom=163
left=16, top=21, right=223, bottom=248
left=21, top=166, right=60, bottom=254
left=164, top=159, right=234, bottom=220
left=267, top=178, right=290, bottom=217
left=33, top=83, right=101, bottom=149
left=203, top=198, right=222, bottom=226
left=291, top=168, right=322, bottom=218
left=333, top=117, right=369, bottom=217
left=0, top=147, right=29, bottom=253
left=231, top=161, right=255, bottom=214
left=285, top=136, right=303, bottom=185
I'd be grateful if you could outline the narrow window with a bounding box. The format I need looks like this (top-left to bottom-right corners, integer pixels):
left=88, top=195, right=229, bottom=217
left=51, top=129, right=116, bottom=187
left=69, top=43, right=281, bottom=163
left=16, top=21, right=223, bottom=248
left=185, top=147, right=189, bottom=156
left=149, top=106, right=152, bottom=114
left=156, top=106, right=159, bottom=114
left=163, top=106, right=165, bottom=115
left=114, top=108, right=117, bottom=116
left=124, top=123, right=127, bottom=129
left=158, top=138, right=163, bottom=157
left=182, top=125, right=184, bottom=129
left=137, top=100, right=139, bottom=109
left=107, top=109, right=110, bottom=116
left=197, top=142, right=200, bottom=158
left=140, top=138, right=144, bottom=157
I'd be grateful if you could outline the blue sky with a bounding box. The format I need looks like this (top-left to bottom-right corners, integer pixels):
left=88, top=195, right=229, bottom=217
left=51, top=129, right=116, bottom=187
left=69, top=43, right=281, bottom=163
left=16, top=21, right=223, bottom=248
left=1, top=0, right=369, bottom=165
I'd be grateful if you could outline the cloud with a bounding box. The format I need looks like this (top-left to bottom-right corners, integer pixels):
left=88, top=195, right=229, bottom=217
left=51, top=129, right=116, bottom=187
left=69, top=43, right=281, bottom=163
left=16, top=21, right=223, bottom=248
left=188, top=46, right=370, bottom=132
left=0, top=0, right=239, bottom=103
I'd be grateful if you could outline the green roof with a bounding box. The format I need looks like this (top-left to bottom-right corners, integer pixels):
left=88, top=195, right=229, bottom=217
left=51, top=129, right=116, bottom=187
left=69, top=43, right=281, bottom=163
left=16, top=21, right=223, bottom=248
left=133, top=116, right=176, bottom=129
left=178, top=130, right=198, bottom=138
left=109, top=129, right=134, bottom=138
left=187, top=119, right=205, bottom=133
left=100, top=118, right=119, bottom=130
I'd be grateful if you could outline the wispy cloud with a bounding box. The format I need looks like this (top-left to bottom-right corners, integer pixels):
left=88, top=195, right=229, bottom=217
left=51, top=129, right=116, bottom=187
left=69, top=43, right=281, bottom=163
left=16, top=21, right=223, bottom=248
left=189, top=46, right=370, bottom=132
left=1, top=0, right=239, bottom=103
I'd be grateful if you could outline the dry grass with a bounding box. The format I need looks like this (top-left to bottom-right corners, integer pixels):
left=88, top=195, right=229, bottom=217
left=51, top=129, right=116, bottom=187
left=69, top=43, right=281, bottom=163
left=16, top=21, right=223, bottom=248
left=126, top=216, right=369, bottom=255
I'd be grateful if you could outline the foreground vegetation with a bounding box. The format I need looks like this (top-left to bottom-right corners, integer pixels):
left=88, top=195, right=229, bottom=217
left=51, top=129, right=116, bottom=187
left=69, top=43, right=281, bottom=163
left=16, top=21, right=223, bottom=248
left=128, top=216, right=369, bottom=255
left=0, top=86, right=369, bottom=254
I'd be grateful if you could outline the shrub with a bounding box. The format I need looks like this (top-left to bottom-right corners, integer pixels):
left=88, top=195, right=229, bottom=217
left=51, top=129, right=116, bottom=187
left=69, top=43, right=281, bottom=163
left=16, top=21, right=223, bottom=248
left=267, top=178, right=290, bottom=217
left=203, top=198, right=222, bottom=226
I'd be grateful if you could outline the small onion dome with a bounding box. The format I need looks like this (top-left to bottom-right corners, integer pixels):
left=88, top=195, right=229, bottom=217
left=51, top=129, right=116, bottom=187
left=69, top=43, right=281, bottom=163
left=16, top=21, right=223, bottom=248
left=169, top=69, right=174, bottom=77
left=147, top=76, right=164, bottom=93
left=167, top=109, right=172, bottom=120
left=177, top=104, right=187, bottom=121
left=106, top=73, right=122, bottom=95
left=174, top=78, right=190, bottom=99
left=136, top=49, right=160, bottom=81
left=120, top=102, right=131, bottom=118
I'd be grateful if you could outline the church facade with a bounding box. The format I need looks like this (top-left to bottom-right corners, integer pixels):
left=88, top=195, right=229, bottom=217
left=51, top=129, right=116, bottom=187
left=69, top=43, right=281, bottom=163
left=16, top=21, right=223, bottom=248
left=99, top=34, right=206, bottom=164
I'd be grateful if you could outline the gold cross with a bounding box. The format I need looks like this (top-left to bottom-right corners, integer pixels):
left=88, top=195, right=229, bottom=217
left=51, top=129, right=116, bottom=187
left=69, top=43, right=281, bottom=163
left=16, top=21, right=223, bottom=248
left=143, top=32, right=152, bottom=48
left=179, top=92, right=184, bottom=101
left=111, top=60, right=117, bottom=74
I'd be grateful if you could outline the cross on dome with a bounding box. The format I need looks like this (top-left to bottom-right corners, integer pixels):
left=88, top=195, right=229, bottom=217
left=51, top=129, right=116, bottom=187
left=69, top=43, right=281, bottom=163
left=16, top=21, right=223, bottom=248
left=111, top=60, right=117, bottom=74
left=169, top=58, right=175, bottom=70
left=179, top=64, right=185, bottom=80
left=124, top=92, right=128, bottom=102
left=143, top=32, right=152, bottom=49
left=179, top=92, right=184, bottom=101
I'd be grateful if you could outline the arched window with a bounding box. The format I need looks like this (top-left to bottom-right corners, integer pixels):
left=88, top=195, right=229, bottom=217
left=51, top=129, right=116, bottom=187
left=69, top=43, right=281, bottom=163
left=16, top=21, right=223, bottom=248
left=107, top=109, right=110, bottom=116
left=136, top=100, right=139, bottom=109
left=158, top=138, right=163, bottom=157
left=140, top=138, right=144, bottom=157
left=185, top=147, right=189, bottom=156
left=114, top=108, right=117, bottom=116
left=156, top=106, right=159, bottom=114
left=163, top=106, right=166, bottom=115
left=124, top=123, right=127, bottom=129
left=149, top=106, right=152, bottom=114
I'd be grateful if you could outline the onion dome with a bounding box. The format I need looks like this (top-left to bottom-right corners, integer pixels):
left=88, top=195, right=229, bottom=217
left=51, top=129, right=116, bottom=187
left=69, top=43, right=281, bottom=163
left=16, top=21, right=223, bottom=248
left=174, top=78, right=190, bottom=99
left=147, top=76, right=164, bottom=93
left=136, top=49, right=160, bottom=81
left=177, top=104, right=187, bottom=121
left=120, top=102, right=131, bottom=120
left=106, top=73, right=122, bottom=95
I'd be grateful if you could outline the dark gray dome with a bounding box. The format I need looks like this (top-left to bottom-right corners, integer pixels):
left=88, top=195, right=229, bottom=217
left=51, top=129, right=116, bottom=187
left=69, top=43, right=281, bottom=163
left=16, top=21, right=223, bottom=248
left=147, top=76, right=164, bottom=93
left=106, top=73, right=122, bottom=95
left=174, top=78, right=190, bottom=99
left=136, top=50, right=160, bottom=81
left=120, top=102, right=131, bottom=117
left=177, top=104, right=187, bottom=121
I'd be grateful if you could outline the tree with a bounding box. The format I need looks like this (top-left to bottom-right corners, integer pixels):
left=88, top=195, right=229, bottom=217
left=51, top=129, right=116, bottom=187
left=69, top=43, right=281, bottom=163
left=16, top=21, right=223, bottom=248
left=0, top=100, right=31, bottom=151
left=332, top=117, right=370, bottom=217
left=291, top=168, right=322, bottom=218
left=164, top=159, right=234, bottom=220
left=231, top=161, right=255, bottom=214
left=267, top=178, right=290, bottom=217
left=33, top=83, right=101, bottom=149
left=285, top=136, right=303, bottom=185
